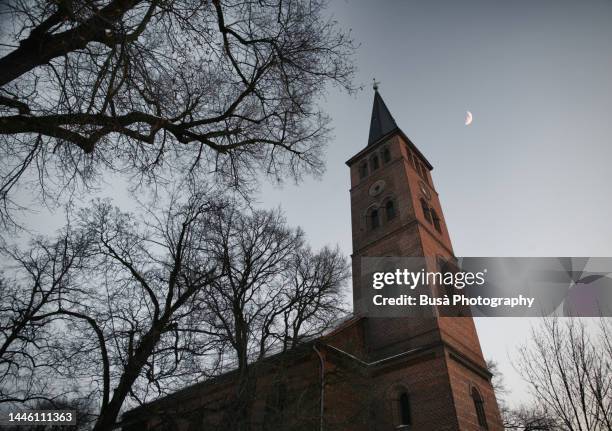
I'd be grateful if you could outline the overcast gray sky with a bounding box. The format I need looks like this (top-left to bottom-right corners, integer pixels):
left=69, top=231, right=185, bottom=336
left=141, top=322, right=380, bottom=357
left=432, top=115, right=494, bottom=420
left=257, top=0, right=612, bottom=405
left=12, top=0, right=612, bottom=408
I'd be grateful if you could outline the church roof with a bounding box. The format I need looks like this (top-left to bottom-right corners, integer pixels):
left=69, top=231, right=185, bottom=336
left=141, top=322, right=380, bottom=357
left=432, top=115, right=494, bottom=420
left=120, top=314, right=362, bottom=424
left=346, top=89, right=433, bottom=170
left=367, top=89, right=399, bottom=146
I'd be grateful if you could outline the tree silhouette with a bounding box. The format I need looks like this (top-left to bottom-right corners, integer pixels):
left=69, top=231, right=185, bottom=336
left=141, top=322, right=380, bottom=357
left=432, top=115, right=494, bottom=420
left=0, top=0, right=355, bottom=225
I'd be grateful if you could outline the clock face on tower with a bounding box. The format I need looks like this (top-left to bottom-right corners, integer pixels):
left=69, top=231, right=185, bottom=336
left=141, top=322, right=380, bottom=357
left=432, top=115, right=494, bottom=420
left=369, top=180, right=386, bottom=197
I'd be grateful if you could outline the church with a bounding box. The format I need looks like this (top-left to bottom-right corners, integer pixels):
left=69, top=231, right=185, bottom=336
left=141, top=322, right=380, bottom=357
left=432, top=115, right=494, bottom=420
left=122, top=89, right=504, bottom=431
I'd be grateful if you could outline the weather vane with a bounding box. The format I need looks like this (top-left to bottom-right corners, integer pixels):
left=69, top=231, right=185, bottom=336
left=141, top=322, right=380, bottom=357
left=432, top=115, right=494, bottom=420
left=372, top=78, right=380, bottom=91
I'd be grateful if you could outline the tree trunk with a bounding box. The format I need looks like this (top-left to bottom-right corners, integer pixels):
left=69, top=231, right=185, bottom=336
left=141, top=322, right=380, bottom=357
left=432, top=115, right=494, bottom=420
left=92, top=327, right=162, bottom=431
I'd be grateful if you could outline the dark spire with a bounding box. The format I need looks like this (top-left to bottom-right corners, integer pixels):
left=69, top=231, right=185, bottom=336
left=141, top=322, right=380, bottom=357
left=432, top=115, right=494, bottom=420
left=367, top=88, right=399, bottom=146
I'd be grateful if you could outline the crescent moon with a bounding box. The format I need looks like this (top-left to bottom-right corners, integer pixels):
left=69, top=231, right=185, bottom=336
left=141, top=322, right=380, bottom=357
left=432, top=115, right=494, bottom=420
left=465, top=111, right=473, bottom=126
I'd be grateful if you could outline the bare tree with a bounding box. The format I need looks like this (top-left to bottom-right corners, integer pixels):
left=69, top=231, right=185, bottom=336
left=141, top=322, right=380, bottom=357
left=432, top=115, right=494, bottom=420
left=276, top=245, right=349, bottom=350
left=487, top=359, right=507, bottom=399
left=1, top=193, right=349, bottom=431
left=503, top=406, right=560, bottom=431
left=64, top=193, right=225, bottom=431
left=515, top=318, right=612, bottom=431
left=1, top=192, right=224, bottom=429
left=201, top=206, right=349, bottom=430
left=487, top=359, right=562, bottom=430
left=0, top=0, right=355, bottom=224
left=0, top=228, right=91, bottom=405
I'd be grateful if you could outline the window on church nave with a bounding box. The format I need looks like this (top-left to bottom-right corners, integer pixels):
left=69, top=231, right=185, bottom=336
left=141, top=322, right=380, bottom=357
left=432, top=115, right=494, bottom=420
left=263, top=382, right=288, bottom=429
left=399, top=392, right=412, bottom=427
left=471, top=387, right=489, bottom=429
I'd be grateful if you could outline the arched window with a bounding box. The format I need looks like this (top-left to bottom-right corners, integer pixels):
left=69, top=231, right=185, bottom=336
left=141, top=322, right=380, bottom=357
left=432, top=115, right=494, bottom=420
left=399, top=392, right=412, bottom=426
left=420, top=199, right=432, bottom=224
left=369, top=208, right=380, bottom=230
left=382, top=147, right=391, bottom=163
left=430, top=209, right=442, bottom=233
left=359, top=162, right=368, bottom=179
left=370, top=154, right=380, bottom=171
left=385, top=199, right=396, bottom=221
left=472, top=388, right=488, bottom=429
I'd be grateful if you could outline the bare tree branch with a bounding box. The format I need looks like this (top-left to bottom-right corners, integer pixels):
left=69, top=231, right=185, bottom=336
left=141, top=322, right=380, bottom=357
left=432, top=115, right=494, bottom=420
left=0, top=0, right=356, bottom=225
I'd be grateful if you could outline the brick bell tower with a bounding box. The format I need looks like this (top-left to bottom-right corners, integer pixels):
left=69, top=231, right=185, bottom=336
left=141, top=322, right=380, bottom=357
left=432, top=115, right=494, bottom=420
left=343, top=86, right=503, bottom=430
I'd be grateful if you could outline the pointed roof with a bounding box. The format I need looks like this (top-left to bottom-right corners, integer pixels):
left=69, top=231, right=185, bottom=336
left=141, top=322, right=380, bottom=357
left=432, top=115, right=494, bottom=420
left=367, top=89, right=399, bottom=146
left=346, top=89, right=433, bottom=169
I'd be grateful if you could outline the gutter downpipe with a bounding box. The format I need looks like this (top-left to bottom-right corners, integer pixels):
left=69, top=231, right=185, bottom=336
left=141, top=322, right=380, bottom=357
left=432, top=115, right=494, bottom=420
left=313, top=344, right=325, bottom=431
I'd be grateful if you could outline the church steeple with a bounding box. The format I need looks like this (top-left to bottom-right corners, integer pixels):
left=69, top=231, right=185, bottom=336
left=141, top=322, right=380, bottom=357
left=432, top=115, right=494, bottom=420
left=368, top=89, right=399, bottom=146
left=343, top=89, right=504, bottom=431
